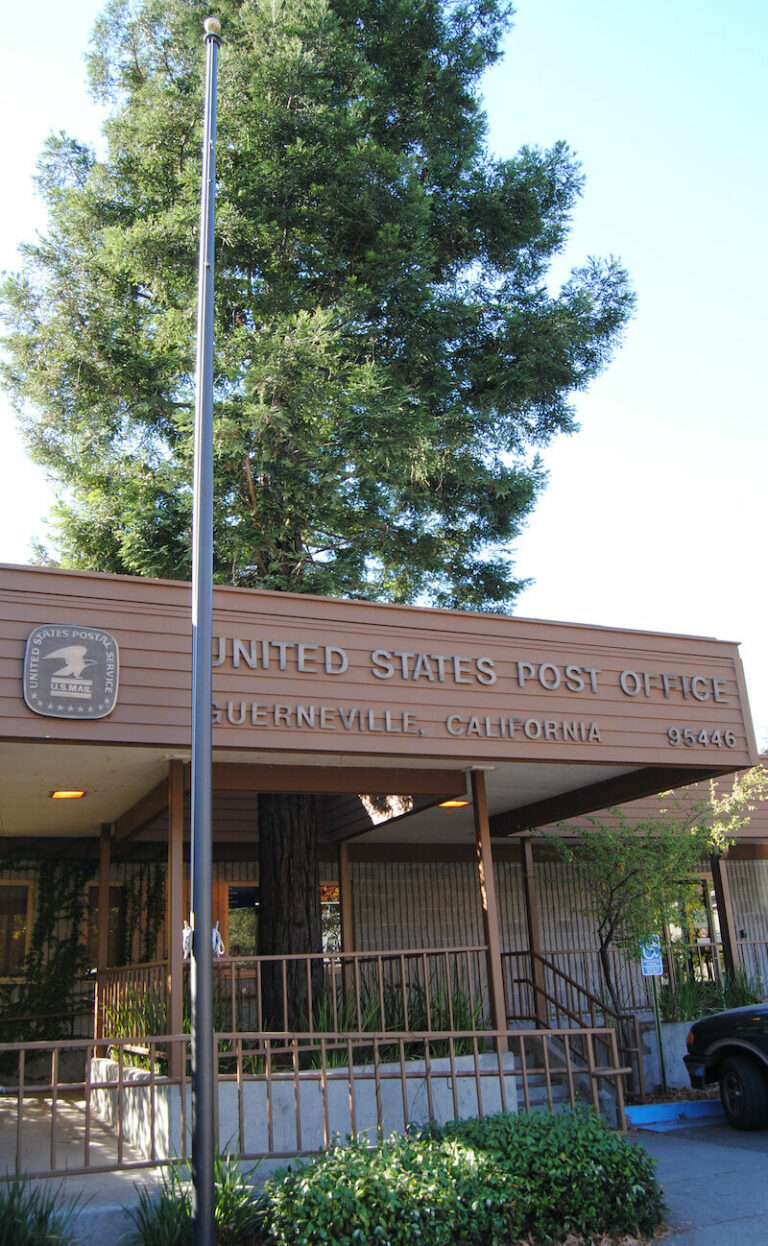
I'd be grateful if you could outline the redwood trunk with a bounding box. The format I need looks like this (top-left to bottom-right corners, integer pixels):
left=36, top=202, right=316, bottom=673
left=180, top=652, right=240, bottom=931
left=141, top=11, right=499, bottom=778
left=258, top=792, right=323, bottom=1031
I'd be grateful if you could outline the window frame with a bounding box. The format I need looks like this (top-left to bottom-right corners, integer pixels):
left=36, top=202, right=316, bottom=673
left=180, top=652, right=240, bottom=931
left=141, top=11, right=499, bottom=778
left=84, top=880, right=127, bottom=971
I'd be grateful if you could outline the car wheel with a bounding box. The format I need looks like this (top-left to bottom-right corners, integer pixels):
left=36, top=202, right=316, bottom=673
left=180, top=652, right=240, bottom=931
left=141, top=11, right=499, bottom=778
left=719, top=1055, right=768, bottom=1130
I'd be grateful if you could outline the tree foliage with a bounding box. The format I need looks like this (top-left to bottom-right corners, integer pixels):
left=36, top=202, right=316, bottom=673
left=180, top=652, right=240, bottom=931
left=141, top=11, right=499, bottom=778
left=0, top=0, right=634, bottom=609
left=550, top=767, right=768, bottom=1012
left=1, top=0, right=636, bottom=982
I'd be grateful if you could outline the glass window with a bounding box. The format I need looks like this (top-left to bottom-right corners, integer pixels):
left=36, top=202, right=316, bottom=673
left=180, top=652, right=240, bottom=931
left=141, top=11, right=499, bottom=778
left=228, top=886, right=258, bottom=956
left=0, top=883, right=30, bottom=977
left=320, top=883, right=341, bottom=953
left=226, top=883, right=341, bottom=956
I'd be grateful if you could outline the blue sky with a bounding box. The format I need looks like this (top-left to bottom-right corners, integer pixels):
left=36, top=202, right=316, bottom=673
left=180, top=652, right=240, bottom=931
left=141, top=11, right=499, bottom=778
left=1, top=0, right=767, bottom=744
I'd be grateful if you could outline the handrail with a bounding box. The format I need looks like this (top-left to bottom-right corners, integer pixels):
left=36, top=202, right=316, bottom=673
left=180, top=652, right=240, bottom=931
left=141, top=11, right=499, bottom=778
left=530, top=952, right=623, bottom=1022
left=513, top=974, right=587, bottom=1032
left=525, top=952, right=644, bottom=1097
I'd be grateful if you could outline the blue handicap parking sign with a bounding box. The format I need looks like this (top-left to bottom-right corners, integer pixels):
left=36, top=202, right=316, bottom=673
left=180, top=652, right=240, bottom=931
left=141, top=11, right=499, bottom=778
left=640, top=935, right=663, bottom=977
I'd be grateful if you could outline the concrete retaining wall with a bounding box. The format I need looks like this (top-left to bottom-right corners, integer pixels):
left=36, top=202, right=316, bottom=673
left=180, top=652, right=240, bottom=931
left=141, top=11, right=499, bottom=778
left=90, top=1052, right=518, bottom=1161
left=640, top=1020, right=692, bottom=1092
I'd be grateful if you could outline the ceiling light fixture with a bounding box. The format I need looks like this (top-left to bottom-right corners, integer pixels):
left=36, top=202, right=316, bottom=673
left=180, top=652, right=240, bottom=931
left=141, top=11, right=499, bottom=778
left=50, top=790, right=86, bottom=800
left=439, top=799, right=470, bottom=808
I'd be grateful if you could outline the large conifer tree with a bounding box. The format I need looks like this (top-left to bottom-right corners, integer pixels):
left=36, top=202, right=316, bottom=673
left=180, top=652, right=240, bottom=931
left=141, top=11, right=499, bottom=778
left=1, top=0, right=633, bottom=1009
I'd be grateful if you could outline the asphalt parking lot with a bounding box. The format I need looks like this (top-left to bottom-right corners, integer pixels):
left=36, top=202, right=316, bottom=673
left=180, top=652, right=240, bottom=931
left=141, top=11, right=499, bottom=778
left=635, top=1119, right=768, bottom=1245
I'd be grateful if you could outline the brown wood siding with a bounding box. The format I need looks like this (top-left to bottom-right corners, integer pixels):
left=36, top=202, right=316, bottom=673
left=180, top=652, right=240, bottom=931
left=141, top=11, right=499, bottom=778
left=110, top=859, right=166, bottom=964
left=0, top=564, right=756, bottom=775
left=349, top=859, right=528, bottom=955
left=531, top=858, right=646, bottom=1005
left=729, top=859, right=768, bottom=943
left=535, top=861, right=599, bottom=954
left=727, top=859, right=768, bottom=982
left=495, top=862, right=528, bottom=953
left=351, top=861, right=485, bottom=950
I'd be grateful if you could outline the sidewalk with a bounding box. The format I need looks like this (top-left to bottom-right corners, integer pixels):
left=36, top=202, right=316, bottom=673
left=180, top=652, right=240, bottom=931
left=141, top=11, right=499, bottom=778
left=31, top=1167, right=164, bottom=1246
left=636, top=1119, right=768, bottom=1245
left=0, top=1094, right=163, bottom=1246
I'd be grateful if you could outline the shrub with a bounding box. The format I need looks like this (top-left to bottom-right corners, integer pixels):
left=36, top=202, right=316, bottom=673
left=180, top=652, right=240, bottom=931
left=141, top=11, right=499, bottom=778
left=104, top=986, right=167, bottom=1041
left=285, top=976, right=489, bottom=1070
left=0, top=1175, right=79, bottom=1246
left=658, top=976, right=720, bottom=1022
left=263, top=1133, right=519, bottom=1246
left=126, top=1112, right=665, bottom=1245
left=126, top=1152, right=263, bottom=1246
left=420, top=1111, right=665, bottom=1242
left=259, top=1110, right=665, bottom=1246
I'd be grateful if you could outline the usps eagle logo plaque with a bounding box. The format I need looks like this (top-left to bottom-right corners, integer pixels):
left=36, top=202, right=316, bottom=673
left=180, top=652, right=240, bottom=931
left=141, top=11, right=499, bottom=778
left=23, top=625, right=119, bottom=719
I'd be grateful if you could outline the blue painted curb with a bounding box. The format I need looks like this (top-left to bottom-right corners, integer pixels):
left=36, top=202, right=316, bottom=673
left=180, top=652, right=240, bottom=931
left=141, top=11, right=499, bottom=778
left=626, top=1099, right=724, bottom=1131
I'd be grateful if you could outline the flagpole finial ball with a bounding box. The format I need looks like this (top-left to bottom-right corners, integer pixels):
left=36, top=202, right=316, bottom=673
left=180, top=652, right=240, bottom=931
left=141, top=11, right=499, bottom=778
left=204, top=16, right=221, bottom=36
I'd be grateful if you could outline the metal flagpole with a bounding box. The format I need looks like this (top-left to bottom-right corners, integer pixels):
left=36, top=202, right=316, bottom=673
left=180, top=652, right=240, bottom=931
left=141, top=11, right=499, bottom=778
left=190, top=15, right=221, bottom=1245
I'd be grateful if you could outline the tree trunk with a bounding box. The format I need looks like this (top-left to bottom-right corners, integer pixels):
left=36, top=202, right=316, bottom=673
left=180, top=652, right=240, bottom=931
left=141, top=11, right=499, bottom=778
left=598, top=939, right=623, bottom=1016
left=258, top=792, right=323, bottom=1031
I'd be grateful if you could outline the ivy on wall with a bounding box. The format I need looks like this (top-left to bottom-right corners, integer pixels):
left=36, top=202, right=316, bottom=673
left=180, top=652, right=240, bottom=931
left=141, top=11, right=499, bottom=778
left=118, top=854, right=167, bottom=965
left=0, top=854, right=93, bottom=1041
left=0, top=849, right=167, bottom=1042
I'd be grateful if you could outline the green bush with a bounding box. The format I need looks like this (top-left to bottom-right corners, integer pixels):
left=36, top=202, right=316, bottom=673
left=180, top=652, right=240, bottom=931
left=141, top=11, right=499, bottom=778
left=259, top=1110, right=665, bottom=1246
left=283, top=976, right=489, bottom=1071
left=263, top=1133, right=516, bottom=1246
left=104, top=986, right=168, bottom=1040
left=419, top=1111, right=665, bottom=1242
left=0, top=1175, right=79, bottom=1246
left=658, top=976, right=720, bottom=1022
left=126, top=1112, right=665, bottom=1245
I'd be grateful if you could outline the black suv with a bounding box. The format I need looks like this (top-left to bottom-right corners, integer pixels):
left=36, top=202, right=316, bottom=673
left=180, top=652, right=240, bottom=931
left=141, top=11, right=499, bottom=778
left=685, top=1003, right=768, bottom=1129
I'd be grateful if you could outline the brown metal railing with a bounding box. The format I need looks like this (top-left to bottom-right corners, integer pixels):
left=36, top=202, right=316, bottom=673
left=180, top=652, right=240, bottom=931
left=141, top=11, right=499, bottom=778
left=97, top=961, right=168, bottom=1028
left=504, top=946, right=652, bottom=1015
left=0, top=1024, right=628, bottom=1181
left=95, top=937, right=768, bottom=1046
left=209, top=946, right=489, bottom=1033
left=502, top=951, right=644, bottom=1096
left=96, top=947, right=490, bottom=1040
left=504, top=939, right=766, bottom=1019
left=664, top=939, right=725, bottom=986
left=94, top=946, right=643, bottom=1097
left=0, top=1035, right=187, bottom=1180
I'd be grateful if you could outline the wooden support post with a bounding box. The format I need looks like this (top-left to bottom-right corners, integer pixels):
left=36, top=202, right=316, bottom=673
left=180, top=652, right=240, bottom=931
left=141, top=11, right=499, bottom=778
left=338, top=840, right=355, bottom=1006
left=472, top=770, right=508, bottom=1050
left=521, top=836, right=549, bottom=1029
left=94, top=824, right=112, bottom=1049
left=167, top=759, right=185, bottom=1077
left=339, top=841, right=354, bottom=953
left=711, top=853, right=738, bottom=977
